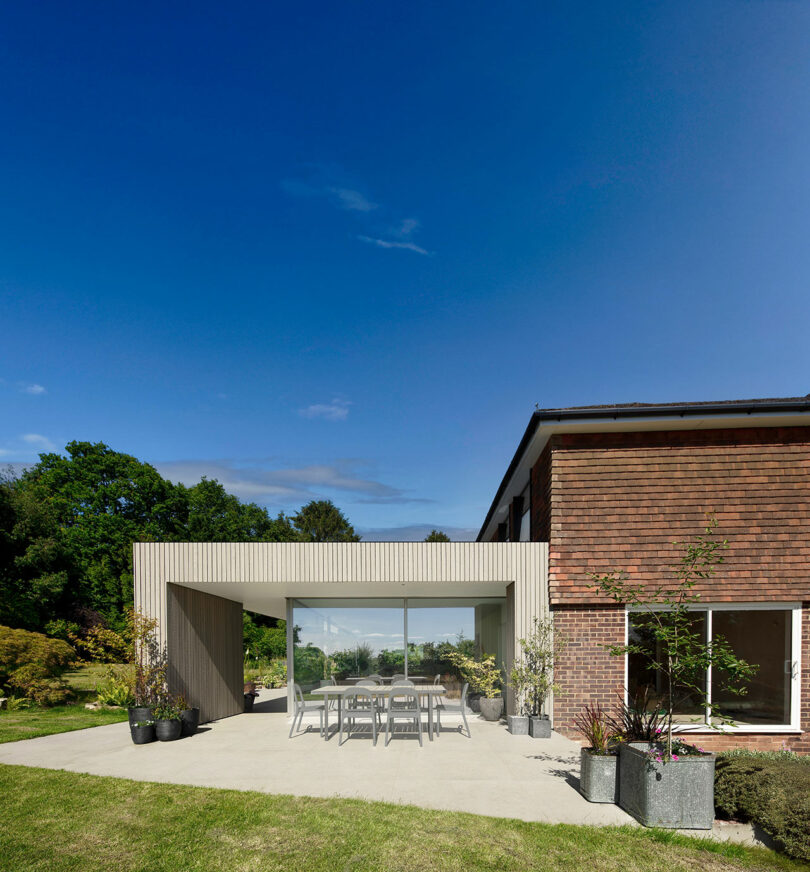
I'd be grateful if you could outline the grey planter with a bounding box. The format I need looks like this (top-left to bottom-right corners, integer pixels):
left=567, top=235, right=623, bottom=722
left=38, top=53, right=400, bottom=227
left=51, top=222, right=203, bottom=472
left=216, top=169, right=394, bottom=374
left=508, top=715, right=529, bottom=735
left=618, top=742, right=716, bottom=829
left=468, top=695, right=481, bottom=713
left=579, top=749, right=618, bottom=802
left=529, top=716, right=551, bottom=738
left=478, top=697, right=504, bottom=721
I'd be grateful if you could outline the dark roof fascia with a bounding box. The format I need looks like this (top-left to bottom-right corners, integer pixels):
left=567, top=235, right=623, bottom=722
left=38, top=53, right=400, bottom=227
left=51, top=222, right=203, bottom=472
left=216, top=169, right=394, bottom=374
left=475, top=397, right=810, bottom=541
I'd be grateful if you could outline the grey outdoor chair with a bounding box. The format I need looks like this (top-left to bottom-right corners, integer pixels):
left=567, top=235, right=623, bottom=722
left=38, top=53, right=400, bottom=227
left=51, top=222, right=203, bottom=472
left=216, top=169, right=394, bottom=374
left=289, top=683, right=325, bottom=739
left=356, top=678, right=378, bottom=686
left=391, top=673, right=406, bottom=683
left=384, top=687, right=423, bottom=746
left=435, top=681, right=471, bottom=738
left=339, top=688, right=379, bottom=745
left=391, top=678, right=414, bottom=686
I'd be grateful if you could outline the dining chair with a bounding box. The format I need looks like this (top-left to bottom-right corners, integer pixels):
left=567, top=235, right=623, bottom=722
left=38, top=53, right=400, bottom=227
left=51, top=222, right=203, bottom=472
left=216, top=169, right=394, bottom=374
left=384, top=687, right=422, bottom=746
left=339, top=688, right=378, bottom=746
left=435, top=681, right=471, bottom=738
left=391, top=673, right=406, bottom=683
left=289, top=683, right=325, bottom=739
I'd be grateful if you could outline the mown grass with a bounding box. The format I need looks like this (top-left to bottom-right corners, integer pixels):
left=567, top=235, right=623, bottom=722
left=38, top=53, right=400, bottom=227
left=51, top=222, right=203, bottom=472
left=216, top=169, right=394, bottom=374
left=0, top=764, right=805, bottom=872
left=0, top=664, right=128, bottom=744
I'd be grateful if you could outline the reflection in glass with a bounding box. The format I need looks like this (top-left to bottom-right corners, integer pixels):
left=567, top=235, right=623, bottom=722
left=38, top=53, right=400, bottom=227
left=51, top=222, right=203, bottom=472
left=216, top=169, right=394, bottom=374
left=713, top=610, right=791, bottom=726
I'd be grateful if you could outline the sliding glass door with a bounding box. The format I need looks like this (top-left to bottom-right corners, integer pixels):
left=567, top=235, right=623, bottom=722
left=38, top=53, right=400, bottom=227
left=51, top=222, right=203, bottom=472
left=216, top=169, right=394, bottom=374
left=291, top=597, right=507, bottom=694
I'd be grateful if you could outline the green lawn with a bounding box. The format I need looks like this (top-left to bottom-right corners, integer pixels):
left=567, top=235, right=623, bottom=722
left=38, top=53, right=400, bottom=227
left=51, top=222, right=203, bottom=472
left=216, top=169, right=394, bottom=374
left=0, top=663, right=128, bottom=744
left=0, top=764, right=804, bottom=872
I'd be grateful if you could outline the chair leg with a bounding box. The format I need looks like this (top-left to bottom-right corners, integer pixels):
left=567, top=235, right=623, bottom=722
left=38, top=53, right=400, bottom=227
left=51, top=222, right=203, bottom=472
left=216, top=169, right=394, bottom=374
left=289, top=706, right=298, bottom=739
left=461, top=706, right=470, bottom=738
left=416, top=714, right=422, bottom=747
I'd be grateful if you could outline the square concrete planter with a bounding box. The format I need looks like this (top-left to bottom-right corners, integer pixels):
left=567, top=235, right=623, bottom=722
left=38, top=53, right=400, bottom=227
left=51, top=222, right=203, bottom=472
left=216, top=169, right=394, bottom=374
left=529, top=715, right=551, bottom=738
left=508, top=715, right=529, bottom=734
left=579, top=749, right=618, bottom=803
left=618, top=742, right=716, bottom=829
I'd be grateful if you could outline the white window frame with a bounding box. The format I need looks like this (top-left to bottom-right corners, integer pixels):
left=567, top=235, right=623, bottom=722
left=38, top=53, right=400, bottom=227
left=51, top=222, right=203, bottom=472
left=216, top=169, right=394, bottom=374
left=625, top=602, right=802, bottom=734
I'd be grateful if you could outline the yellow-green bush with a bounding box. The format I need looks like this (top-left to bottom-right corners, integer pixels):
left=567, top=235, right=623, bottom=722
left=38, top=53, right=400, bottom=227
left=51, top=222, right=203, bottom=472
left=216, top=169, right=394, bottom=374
left=0, top=625, right=76, bottom=705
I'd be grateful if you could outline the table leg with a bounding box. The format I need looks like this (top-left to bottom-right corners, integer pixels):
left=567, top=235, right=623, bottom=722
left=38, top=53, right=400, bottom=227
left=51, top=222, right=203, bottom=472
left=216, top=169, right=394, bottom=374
left=428, top=695, right=433, bottom=741
left=323, top=694, right=330, bottom=738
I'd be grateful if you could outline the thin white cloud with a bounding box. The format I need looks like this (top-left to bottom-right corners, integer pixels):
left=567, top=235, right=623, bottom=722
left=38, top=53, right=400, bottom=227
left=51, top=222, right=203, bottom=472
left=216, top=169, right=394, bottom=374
left=358, top=524, right=478, bottom=542
left=328, top=187, right=377, bottom=212
left=22, top=433, right=56, bottom=450
left=155, top=458, right=430, bottom=507
left=395, top=218, right=419, bottom=238
left=299, top=398, right=351, bottom=421
left=358, top=236, right=430, bottom=256
left=21, top=383, right=46, bottom=395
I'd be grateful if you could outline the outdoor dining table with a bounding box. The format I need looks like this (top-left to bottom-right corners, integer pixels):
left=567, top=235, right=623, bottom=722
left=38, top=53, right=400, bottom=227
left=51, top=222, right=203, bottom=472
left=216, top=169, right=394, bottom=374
left=309, top=684, right=446, bottom=741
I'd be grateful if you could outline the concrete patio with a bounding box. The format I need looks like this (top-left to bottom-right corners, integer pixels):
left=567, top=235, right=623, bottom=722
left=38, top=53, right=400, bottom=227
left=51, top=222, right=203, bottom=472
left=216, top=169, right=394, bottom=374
left=0, top=688, right=632, bottom=826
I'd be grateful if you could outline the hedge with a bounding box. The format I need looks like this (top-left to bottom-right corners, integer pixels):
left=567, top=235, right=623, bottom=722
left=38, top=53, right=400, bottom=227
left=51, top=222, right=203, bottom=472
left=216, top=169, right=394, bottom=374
left=714, top=755, right=810, bottom=861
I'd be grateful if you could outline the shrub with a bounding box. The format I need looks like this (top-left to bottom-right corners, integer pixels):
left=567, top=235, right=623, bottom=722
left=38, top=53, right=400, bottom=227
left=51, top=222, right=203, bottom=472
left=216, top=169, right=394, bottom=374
left=0, top=625, right=76, bottom=705
left=262, top=660, right=287, bottom=688
left=714, top=756, right=810, bottom=861
left=444, top=650, right=502, bottom=698
left=573, top=702, right=618, bottom=754
left=95, top=665, right=135, bottom=706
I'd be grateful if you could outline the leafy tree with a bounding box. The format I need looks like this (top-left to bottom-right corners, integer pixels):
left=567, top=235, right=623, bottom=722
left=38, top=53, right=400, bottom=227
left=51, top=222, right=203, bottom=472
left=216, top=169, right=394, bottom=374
left=424, top=529, right=450, bottom=542
left=243, top=611, right=289, bottom=660
left=291, top=500, right=360, bottom=542
left=589, top=518, right=758, bottom=760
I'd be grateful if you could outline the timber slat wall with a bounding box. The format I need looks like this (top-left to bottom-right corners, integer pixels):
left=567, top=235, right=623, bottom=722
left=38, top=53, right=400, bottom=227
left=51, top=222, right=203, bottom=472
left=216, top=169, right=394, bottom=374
left=167, top=584, right=243, bottom=723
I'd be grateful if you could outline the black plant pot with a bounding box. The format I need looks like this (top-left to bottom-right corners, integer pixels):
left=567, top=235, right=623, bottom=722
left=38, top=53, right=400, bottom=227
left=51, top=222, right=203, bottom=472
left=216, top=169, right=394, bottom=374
left=180, top=707, right=200, bottom=737
left=130, top=723, right=156, bottom=745
left=155, top=719, right=182, bottom=741
left=244, top=693, right=256, bottom=712
left=128, top=706, right=153, bottom=727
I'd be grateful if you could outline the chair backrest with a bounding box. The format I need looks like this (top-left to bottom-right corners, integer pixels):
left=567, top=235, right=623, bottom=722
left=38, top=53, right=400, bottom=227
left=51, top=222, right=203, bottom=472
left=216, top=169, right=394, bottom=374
left=387, top=687, right=419, bottom=711
left=459, top=682, right=469, bottom=703
left=391, top=673, right=406, bottom=682
left=344, top=688, right=375, bottom=710
left=293, top=683, right=305, bottom=707
left=329, top=677, right=337, bottom=686
left=433, top=673, right=441, bottom=684
left=368, top=674, right=383, bottom=682
left=392, top=678, right=414, bottom=687
left=357, top=678, right=377, bottom=686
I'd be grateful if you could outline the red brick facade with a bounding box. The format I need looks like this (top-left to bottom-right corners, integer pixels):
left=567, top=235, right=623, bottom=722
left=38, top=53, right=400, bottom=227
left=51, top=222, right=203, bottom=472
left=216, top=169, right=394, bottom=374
left=537, top=425, right=810, bottom=751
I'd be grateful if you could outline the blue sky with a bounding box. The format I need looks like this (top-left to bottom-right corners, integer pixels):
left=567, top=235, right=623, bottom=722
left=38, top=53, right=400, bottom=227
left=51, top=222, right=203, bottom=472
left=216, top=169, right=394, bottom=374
left=2, top=2, right=809, bottom=539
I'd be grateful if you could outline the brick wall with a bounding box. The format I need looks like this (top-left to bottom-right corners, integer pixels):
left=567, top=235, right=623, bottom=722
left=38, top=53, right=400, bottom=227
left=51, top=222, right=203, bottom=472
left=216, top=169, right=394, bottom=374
left=553, top=605, right=625, bottom=735
left=546, top=426, right=810, bottom=605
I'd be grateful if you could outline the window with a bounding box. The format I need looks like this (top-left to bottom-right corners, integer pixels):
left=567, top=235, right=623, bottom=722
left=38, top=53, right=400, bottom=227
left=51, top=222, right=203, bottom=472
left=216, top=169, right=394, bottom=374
left=518, top=484, right=530, bottom=541
left=627, top=604, right=801, bottom=732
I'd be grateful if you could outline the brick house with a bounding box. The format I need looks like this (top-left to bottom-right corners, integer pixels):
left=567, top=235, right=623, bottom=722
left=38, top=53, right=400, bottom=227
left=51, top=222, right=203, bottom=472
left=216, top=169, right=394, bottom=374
left=477, top=396, right=810, bottom=753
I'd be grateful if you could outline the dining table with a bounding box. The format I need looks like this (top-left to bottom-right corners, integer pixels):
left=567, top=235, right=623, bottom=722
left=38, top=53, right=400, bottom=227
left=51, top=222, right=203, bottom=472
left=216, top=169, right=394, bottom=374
left=309, top=683, right=446, bottom=741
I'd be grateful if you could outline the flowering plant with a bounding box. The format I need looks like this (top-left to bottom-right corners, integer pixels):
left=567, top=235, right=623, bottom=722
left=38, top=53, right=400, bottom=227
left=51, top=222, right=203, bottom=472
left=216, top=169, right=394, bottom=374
left=644, top=733, right=708, bottom=763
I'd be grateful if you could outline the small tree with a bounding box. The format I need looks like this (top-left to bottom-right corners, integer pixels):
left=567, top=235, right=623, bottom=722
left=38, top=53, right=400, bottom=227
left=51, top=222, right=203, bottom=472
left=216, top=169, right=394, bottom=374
left=424, top=529, right=450, bottom=542
left=589, top=518, right=757, bottom=760
left=510, top=617, right=565, bottom=717
left=445, top=650, right=502, bottom=698
left=292, top=500, right=360, bottom=542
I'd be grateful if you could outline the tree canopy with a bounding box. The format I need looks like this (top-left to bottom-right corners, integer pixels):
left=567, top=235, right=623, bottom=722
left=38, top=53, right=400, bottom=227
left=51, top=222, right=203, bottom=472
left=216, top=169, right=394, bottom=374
left=0, top=443, right=360, bottom=636
left=424, top=529, right=450, bottom=542
left=291, top=499, right=360, bottom=542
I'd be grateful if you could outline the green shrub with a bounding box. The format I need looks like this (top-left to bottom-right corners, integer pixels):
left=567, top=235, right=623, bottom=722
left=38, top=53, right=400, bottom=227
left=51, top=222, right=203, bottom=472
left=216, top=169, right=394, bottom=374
left=262, top=660, right=287, bottom=688
left=95, top=665, right=135, bottom=706
left=0, top=625, right=76, bottom=705
left=5, top=696, right=36, bottom=711
left=714, top=756, right=810, bottom=860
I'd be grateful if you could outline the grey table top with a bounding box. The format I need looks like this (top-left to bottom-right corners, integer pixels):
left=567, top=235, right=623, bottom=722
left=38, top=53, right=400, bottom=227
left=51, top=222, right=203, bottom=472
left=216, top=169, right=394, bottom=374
left=310, top=684, right=446, bottom=696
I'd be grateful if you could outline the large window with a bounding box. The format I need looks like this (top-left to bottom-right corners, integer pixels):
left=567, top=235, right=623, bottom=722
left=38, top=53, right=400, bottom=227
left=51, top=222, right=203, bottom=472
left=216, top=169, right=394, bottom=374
left=627, top=604, right=801, bottom=731
left=291, top=597, right=506, bottom=693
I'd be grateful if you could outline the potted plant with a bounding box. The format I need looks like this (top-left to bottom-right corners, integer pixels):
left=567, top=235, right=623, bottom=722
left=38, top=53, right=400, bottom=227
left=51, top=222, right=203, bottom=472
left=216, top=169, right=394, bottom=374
left=590, top=519, right=757, bottom=829
left=446, top=651, right=503, bottom=721
left=153, top=698, right=183, bottom=741
left=574, top=702, right=619, bottom=802
left=126, top=609, right=165, bottom=728
left=177, top=694, right=200, bottom=737
left=130, top=719, right=156, bottom=745
left=509, top=617, right=565, bottom=737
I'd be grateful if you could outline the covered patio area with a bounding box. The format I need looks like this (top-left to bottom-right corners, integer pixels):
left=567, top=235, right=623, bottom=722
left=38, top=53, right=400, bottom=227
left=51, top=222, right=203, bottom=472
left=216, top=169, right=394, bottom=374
left=0, top=687, right=632, bottom=826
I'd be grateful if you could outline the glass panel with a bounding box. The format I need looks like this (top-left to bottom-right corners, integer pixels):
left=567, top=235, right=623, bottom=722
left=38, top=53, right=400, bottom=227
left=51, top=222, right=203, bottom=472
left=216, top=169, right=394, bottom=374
left=628, top=611, right=707, bottom=724
left=292, top=598, right=404, bottom=692
left=519, top=510, right=530, bottom=541
left=712, top=609, right=792, bottom=726
left=407, top=597, right=507, bottom=698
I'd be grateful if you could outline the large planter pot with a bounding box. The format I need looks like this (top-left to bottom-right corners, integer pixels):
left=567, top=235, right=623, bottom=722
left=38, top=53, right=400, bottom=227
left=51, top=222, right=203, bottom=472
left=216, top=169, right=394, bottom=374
left=468, top=694, right=481, bottom=713
left=529, top=715, right=551, bottom=738
left=618, top=742, right=716, bottom=829
left=244, top=693, right=256, bottom=712
left=128, top=705, right=153, bottom=727
left=580, top=749, right=618, bottom=802
left=155, top=719, right=182, bottom=741
left=180, top=707, right=200, bottom=737
left=130, top=723, right=156, bottom=745
left=478, top=697, right=504, bottom=722
left=508, top=715, right=529, bottom=735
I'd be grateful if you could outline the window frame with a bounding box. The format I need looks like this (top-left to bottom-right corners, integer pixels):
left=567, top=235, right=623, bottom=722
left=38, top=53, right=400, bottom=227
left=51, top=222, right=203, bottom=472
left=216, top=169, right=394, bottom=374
left=625, top=602, right=802, bottom=734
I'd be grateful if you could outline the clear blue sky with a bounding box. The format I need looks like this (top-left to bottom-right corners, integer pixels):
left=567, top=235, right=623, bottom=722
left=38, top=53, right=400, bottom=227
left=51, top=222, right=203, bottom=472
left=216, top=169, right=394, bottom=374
left=2, top=2, right=809, bottom=539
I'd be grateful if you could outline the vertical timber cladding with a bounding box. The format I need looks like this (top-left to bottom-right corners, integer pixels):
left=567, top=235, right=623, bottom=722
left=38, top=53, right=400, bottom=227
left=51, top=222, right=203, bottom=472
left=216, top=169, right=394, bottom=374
left=166, top=584, right=243, bottom=723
